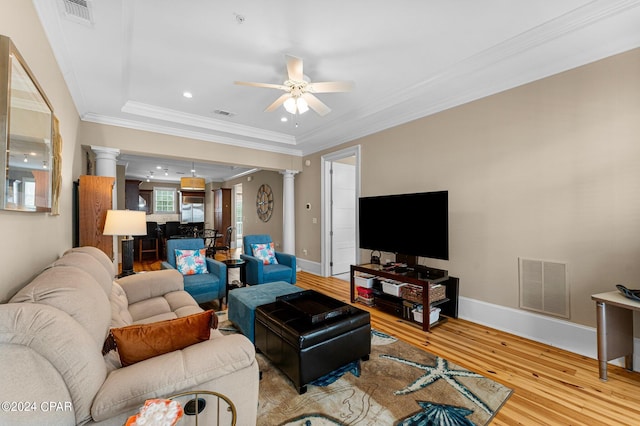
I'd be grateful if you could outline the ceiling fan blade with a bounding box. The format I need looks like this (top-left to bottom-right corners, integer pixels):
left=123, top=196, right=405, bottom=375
left=264, top=93, right=291, bottom=112
left=307, top=81, right=354, bottom=93
left=302, top=93, right=331, bottom=116
left=235, top=81, right=288, bottom=91
left=286, top=55, right=303, bottom=81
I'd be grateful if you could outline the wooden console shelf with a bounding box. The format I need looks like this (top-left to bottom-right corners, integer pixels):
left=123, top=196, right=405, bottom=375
left=350, top=264, right=459, bottom=332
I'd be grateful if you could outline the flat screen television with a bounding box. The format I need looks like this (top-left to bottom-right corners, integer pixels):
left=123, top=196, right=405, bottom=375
left=358, top=190, right=448, bottom=261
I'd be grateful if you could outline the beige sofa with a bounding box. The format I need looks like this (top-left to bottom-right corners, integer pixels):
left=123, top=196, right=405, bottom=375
left=0, top=246, right=259, bottom=425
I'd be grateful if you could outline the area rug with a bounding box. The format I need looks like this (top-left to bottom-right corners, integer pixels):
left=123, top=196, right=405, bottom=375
left=216, top=312, right=512, bottom=426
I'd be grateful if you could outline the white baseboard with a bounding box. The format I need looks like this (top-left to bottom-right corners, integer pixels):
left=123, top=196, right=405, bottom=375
left=459, top=296, right=640, bottom=372
left=297, top=258, right=322, bottom=276
left=298, top=267, right=639, bottom=372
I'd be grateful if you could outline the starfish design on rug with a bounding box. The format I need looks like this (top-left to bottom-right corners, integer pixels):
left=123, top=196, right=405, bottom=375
left=397, top=401, right=475, bottom=426
left=371, top=329, right=397, bottom=345
left=380, top=354, right=493, bottom=415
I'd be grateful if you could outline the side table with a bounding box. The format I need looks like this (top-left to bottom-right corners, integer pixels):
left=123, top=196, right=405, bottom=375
left=223, top=258, right=246, bottom=302
left=591, top=290, right=639, bottom=380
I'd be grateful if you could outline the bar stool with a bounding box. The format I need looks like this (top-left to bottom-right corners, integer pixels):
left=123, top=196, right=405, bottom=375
left=138, top=221, right=159, bottom=261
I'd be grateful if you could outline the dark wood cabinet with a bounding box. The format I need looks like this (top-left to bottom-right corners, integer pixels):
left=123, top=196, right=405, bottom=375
left=214, top=188, right=232, bottom=231
left=125, top=179, right=140, bottom=211
left=139, top=190, right=152, bottom=214
left=125, top=179, right=151, bottom=214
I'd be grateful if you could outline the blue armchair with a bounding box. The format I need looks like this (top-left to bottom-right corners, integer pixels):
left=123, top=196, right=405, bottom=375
left=240, top=234, right=296, bottom=285
left=161, top=238, right=227, bottom=305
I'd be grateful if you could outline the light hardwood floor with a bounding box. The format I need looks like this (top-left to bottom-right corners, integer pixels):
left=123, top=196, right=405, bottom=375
left=137, top=254, right=640, bottom=425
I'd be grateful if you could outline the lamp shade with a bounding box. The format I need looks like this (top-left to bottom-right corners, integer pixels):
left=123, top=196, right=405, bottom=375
left=103, top=210, right=147, bottom=237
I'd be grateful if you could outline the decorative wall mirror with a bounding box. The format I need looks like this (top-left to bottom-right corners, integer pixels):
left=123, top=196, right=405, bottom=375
left=0, top=35, right=54, bottom=212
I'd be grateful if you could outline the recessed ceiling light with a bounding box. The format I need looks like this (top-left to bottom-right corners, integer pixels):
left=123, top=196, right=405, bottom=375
left=183, top=91, right=193, bottom=98
left=156, top=166, right=162, bottom=169
left=281, top=117, right=288, bottom=122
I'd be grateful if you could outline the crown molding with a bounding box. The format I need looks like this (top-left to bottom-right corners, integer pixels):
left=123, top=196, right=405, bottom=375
left=121, top=101, right=296, bottom=145
left=297, top=0, right=640, bottom=154
left=81, top=113, right=304, bottom=157
left=36, top=0, right=640, bottom=158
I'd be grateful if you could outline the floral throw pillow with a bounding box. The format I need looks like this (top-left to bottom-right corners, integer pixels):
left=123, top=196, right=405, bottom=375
left=175, top=248, right=209, bottom=275
left=251, top=242, right=279, bottom=265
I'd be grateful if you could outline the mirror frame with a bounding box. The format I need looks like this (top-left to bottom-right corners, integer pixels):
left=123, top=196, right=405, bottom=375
left=0, top=35, right=54, bottom=213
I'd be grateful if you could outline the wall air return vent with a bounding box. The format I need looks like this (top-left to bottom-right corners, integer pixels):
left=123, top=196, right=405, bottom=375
left=519, top=258, right=569, bottom=319
left=61, top=0, right=94, bottom=25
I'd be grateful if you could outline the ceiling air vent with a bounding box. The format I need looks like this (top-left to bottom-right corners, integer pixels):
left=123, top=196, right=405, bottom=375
left=213, top=109, right=236, bottom=118
left=61, top=0, right=94, bottom=25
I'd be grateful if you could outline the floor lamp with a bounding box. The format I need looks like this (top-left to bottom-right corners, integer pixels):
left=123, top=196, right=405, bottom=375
left=103, top=209, right=147, bottom=277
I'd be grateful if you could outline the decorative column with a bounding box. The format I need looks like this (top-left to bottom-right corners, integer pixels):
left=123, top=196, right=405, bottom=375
left=91, top=146, right=121, bottom=267
left=91, top=146, right=120, bottom=178
left=281, top=170, right=299, bottom=255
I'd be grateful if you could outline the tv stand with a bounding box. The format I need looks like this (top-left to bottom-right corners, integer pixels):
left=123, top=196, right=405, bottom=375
left=350, top=264, right=458, bottom=332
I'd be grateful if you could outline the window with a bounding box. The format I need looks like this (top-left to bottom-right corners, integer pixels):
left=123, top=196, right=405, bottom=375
left=154, top=187, right=176, bottom=213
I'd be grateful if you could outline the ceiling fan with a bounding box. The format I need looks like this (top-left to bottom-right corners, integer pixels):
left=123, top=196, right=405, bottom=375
left=234, top=55, right=354, bottom=116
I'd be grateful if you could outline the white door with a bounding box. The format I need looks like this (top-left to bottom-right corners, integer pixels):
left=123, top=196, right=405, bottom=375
left=331, top=161, right=356, bottom=275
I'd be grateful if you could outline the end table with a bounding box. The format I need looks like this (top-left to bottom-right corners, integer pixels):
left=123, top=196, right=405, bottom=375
left=223, top=258, right=246, bottom=302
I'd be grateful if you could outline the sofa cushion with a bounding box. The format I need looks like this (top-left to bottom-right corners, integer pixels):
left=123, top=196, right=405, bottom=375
left=92, top=333, right=256, bottom=422
left=251, top=242, right=279, bottom=265
left=110, top=281, right=133, bottom=327
left=117, top=269, right=184, bottom=305
left=110, top=310, right=216, bottom=366
left=10, top=265, right=111, bottom=349
left=52, top=251, right=113, bottom=297
left=0, top=303, right=107, bottom=425
left=175, top=248, right=209, bottom=275
left=0, top=345, right=76, bottom=425
left=127, top=290, right=201, bottom=323
left=65, top=246, right=116, bottom=278
left=263, top=263, right=297, bottom=283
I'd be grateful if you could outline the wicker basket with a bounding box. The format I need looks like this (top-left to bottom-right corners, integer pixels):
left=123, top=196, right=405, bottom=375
left=400, top=283, right=446, bottom=304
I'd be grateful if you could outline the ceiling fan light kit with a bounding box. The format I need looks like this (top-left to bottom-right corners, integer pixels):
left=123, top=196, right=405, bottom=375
left=284, top=97, right=309, bottom=115
left=235, top=55, right=353, bottom=117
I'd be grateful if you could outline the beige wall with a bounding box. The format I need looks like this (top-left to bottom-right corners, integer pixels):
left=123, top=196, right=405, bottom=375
left=3, top=0, right=639, bottom=333
left=0, top=1, right=81, bottom=302
left=77, top=121, right=303, bottom=173
left=297, top=48, right=640, bottom=328
left=295, top=159, right=322, bottom=260
left=226, top=170, right=284, bottom=251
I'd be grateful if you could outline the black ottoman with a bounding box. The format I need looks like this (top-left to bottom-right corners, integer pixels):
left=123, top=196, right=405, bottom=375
left=255, top=290, right=371, bottom=394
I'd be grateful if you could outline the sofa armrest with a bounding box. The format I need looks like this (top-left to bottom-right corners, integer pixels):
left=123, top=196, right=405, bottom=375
left=275, top=251, right=295, bottom=268
left=275, top=251, right=296, bottom=283
left=0, top=303, right=106, bottom=425
left=91, top=334, right=257, bottom=422
left=160, top=261, right=174, bottom=270
left=116, top=269, right=184, bottom=305
left=240, top=254, right=264, bottom=284
left=205, top=258, right=227, bottom=288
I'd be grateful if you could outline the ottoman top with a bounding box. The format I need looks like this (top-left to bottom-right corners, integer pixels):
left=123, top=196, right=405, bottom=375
left=256, top=291, right=370, bottom=349
left=276, top=290, right=353, bottom=324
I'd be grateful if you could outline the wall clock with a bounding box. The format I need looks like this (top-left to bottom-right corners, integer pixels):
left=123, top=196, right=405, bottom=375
left=256, top=184, right=274, bottom=222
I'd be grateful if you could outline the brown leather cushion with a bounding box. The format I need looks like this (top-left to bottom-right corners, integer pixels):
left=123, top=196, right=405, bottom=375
left=110, top=310, right=216, bottom=366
